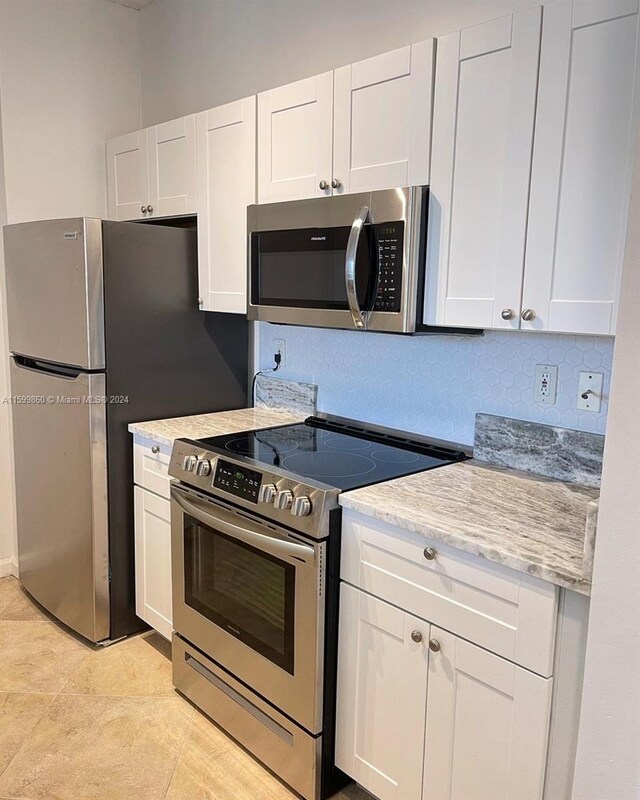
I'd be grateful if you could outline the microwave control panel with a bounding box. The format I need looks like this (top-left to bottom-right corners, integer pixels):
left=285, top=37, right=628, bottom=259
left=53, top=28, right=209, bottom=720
left=213, top=460, right=262, bottom=504
left=374, top=222, right=404, bottom=312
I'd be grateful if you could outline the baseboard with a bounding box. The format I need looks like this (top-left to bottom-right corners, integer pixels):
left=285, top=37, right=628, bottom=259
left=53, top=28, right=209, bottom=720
left=0, top=557, right=18, bottom=579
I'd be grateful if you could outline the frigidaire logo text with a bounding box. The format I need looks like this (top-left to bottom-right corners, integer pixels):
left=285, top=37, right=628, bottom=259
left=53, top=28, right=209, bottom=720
left=310, top=236, right=326, bottom=241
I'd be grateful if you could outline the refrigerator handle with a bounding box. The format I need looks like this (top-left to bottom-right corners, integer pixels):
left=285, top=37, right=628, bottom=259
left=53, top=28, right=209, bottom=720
left=12, top=355, right=84, bottom=380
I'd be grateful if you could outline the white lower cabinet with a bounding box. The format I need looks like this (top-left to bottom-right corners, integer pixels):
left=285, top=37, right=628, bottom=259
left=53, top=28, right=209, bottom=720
left=423, top=628, right=552, bottom=800
left=134, top=486, right=172, bottom=640
left=336, top=583, right=429, bottom=800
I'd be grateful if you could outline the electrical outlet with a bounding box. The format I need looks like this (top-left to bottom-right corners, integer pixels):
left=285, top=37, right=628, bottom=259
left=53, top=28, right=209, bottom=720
left=274, top=338, right=286, bottom=368
left=534, top=364, right=558, bottom=404
left=577, top=371, right=604, bottom=412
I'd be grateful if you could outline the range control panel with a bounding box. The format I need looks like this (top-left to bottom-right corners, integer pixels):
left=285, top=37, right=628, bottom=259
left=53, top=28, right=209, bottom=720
left=213, top=460, right=262, bottom=504
left=373, top=221, right=404, bottom=313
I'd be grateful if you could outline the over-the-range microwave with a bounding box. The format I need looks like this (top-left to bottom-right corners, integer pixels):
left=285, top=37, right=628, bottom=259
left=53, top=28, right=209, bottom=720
left=247, top=186, right=480, bottom=336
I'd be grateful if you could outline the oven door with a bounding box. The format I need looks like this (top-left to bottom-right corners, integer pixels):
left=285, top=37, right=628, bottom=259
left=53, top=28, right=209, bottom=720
left=171, top=484, right=325, bottom=734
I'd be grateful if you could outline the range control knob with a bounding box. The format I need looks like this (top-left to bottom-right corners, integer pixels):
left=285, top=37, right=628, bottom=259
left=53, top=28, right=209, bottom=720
left=182, top=455, right=197, bottom=473
left=195, top=458, right=212, bottom=477
left=291, top=495, right=312, bottom=517
left=274, top=489, right=294, bottom=510
left=258, top=483, right=277, bottom=504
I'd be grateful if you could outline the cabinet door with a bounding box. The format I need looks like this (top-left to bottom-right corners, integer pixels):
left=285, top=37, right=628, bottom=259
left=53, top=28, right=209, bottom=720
left=147, top=115, right=197, bottom=217
left=257, top=72, right=333, bottom=203
left=106, top=130, right=149, bottom=221
left=197, top=97, right=256, bottom=314
left=423, top=628, right=552, bottom=800
left=134, top=486, right=172, bottom=640
left=521, top=0, right=640, bottom=335
left=426, top=8, right=541, bottom=329
left=333, top=41, right=434, bottom=194
left=335, top=583, right=429, bottom=800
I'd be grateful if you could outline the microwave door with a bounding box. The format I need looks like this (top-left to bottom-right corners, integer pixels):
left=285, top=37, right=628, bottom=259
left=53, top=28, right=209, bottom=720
left=345, top=205, right=379, bottom=330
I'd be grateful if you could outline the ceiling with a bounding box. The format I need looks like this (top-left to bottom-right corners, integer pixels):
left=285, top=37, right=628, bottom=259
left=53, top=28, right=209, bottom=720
left=105, top=0, right=155, bottom=10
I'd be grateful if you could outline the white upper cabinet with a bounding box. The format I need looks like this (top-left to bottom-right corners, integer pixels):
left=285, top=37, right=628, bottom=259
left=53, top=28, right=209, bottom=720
left=521, top=0, right=640, bottom=335
left=333, top=41, right=434, bottom=194
left=423, top=628, right=552, bottom=800
left=107, top=130, right=149, bottom=221
left=197, top=97, right=256, bottom=314
left=257, top=72, right=334, bottom=203
left=107, top=116, right=197, bottom=220
left=147, top=115, right=197, bottom=217
left=336, top=584, right=429, bottom=800
left=258, top=42, right=434, bottom=203
left=426, top=8, right=542, bottom=330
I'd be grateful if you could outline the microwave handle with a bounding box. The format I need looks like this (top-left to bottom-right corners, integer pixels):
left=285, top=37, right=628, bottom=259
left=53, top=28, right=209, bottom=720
left=171, top=485, right=316, bottom=566
left=345, top=205, right=371, bottom=330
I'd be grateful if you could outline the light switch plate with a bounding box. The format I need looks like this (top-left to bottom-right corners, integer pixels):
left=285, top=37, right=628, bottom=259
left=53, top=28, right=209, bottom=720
left=577, top=371, right=604, bottom=412
left=534, top=364, right=558, bottom=404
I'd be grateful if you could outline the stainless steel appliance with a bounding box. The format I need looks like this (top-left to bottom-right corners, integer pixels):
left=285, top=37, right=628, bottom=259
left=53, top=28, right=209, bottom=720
left=169, top=414, right=469, bottom=799
left=247, top=186, right=480, bottom=335
left=4, top=218, right=248, bottom=643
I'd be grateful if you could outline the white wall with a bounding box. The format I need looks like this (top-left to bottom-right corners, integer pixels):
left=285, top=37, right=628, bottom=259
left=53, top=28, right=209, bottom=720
left=0, top=0, right=142, bottom=573
left=139, top=0, right=535, bottom=126
left=572, top=135, right=640, bottom=800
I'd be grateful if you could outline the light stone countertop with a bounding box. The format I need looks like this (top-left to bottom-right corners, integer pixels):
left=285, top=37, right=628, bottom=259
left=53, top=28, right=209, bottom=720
left=128, top=407, right=305, bottom=448
left=339, top=459, right=599, bottom=595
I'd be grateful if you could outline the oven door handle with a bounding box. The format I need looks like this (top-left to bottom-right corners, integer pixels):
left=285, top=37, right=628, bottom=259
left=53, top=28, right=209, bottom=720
left=171, top=486, right=317, bottom=566
left=345, top=205, right=371, bottom=330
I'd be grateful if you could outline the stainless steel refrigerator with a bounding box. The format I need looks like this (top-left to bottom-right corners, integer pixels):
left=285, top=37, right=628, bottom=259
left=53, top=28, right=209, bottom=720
left=4, top=218, right=248, bottom=643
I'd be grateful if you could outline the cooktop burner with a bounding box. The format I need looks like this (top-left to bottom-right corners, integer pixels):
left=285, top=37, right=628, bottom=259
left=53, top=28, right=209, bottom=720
left=198, top=418, right=467, bottom=492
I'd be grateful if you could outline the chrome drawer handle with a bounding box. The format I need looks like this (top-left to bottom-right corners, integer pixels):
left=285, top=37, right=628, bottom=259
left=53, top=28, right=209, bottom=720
left=423, top=546, right=437, bottom=561
left=151, top=445, right=160, bottom=454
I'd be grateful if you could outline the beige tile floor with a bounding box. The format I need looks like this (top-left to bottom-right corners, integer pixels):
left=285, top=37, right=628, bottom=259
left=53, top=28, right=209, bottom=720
left=0, top=576, right=372, bottom=800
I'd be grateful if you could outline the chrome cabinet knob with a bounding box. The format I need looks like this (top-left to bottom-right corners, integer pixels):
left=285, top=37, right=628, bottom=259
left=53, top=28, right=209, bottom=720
left=318, top=180, right=329, bottom=191
left=274, top=489, right=294, bottom=510
left=429, top=639, right=441, bottom=653
left=411, top=630, right=423, bottom=643
left=258, top=483, right=277, bottom=504
left=501, top=308, right=515, bottom=320
left=151, top=445, right=160, bottom=454
left=146, top=205, right=153, bottom=213
left=141, top=205, right=147, bottom=214
left=182, top=455, right=197, bottom=472
left=291, top=495, right=312, bottom=517
left=423, top=546, right=437, bottom=561
left=195, top=458, right=212, bottom=477
left=331, top=178, right=341, bottom=189
left=521, top=308, right=536, bottom=321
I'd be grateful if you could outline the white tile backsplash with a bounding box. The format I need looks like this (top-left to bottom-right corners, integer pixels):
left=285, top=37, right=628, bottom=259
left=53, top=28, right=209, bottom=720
left=257, top=324, right=613, bottom=445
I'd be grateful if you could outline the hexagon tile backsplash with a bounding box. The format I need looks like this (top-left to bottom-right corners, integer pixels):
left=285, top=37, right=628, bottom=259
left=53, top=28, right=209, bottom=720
left=257, top=324, right=613, bottom=445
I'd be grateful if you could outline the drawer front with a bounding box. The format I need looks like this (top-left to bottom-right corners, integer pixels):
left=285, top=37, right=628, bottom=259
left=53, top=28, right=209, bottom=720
left=133, top=436, right=172, bottom=498
left=341, top=511, right=558, bottom=677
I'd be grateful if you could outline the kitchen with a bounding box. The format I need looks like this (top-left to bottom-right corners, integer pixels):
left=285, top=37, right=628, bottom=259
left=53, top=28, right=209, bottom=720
left=0, top=0, right=637, bottom=799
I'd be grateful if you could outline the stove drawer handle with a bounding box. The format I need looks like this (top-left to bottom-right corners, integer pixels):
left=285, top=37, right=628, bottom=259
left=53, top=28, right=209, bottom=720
left=171, top=486, right=316, bottom=566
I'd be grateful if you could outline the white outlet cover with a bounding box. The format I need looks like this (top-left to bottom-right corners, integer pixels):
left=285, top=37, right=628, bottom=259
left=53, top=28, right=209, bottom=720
left=534, top=364, right=558, bottom=404
left=274, top=338, right=287, bottom=368
left=577, top=371, right=604, bottom=412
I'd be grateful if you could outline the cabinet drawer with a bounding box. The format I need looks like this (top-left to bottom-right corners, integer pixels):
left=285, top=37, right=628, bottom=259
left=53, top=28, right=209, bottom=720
left=341, top=511, right=558, bottom=676
left=133, top=436, right=172, bottom=499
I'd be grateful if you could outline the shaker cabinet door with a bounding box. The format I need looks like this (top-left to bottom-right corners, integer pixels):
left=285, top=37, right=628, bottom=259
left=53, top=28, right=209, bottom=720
left=257, top=72, right=333, bottom=203
left=333, top=40, right=434, bottom=194
left=335, top=584, right=429, bottom=800
left=134, top=486, right=172, bottom=640
left=423, top=628, right=552, bottom=800
left=521, top=0, right=640, bottom=335
left=147, top=114, right=197, bottom=217
left=106, top=130, right=149, bottom=221
left=426, top=8, right=541, bottom=330
left=197, top=97, right=256, bottom=314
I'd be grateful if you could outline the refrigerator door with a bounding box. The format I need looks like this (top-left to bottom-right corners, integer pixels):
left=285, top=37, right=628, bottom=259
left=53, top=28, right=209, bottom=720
left=10, top=356, right=109, bottom=643
left=4, top=218, right=105, bottom=370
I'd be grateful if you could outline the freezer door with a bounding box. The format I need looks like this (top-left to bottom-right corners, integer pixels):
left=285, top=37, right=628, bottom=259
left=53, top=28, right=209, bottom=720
left=10, top=357, right=109, bottom=642
left=4, top=218, right=105, bottom=370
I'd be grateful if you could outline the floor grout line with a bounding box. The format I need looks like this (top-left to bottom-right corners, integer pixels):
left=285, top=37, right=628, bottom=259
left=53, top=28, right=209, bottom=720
left=160, top=704, right=197, bottom=800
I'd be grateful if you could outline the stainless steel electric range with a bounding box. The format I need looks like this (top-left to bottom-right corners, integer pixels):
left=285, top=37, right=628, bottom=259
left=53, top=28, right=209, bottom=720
left=168, top=414, right=469, bottom=800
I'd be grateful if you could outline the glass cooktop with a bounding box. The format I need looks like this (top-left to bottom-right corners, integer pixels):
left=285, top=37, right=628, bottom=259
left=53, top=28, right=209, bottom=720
left=198, top=417, right=468, bottom=492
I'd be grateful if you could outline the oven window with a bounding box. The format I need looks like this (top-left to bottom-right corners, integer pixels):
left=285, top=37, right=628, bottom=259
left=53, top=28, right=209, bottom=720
left=184, top=515, right=295, bottom=674
left=251, top=225, right=374, bottom=309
